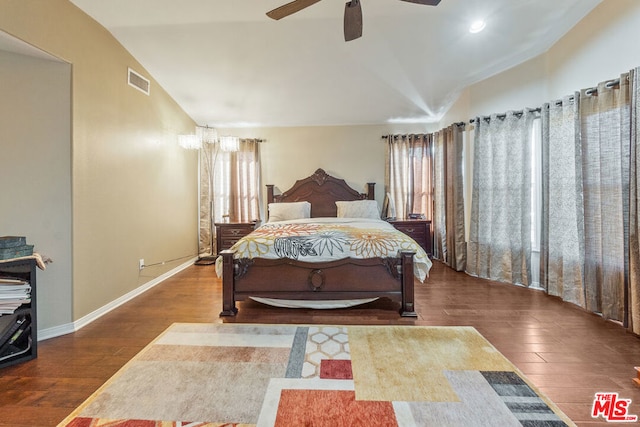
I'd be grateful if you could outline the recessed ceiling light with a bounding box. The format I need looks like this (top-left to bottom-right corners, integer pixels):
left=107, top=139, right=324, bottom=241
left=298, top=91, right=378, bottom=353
left=469, top=20, right=486, bottom=34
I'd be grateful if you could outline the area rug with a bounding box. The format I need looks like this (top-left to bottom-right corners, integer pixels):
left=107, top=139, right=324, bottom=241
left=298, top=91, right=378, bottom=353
left=58, top=323, right=575, bottom=427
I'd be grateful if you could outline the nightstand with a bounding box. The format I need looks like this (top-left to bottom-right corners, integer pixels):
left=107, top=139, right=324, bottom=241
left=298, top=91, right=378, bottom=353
left=388, top=218, right=432, bottom=256
left=214, top=221, right=257, bottom=254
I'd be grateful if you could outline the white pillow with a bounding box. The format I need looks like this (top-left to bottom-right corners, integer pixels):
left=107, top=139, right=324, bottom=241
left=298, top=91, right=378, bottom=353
left=268, top=201, right=311, bottom=222
left=336, top=200, right=380, bottom=219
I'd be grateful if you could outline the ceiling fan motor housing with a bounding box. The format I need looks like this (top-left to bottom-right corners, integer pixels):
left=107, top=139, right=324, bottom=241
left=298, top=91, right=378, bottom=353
left=344, top=0, right=363, bottom=41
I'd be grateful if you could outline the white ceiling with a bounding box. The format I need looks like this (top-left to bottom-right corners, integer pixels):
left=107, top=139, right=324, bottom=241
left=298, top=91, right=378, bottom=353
left=68, top=0, right=602, bottom=128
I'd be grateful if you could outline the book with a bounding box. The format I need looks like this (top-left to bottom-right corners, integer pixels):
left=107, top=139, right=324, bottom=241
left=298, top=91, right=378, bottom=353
left=0, top=279, right=30, bottom=308
left=0, top=236, right=26, bottom=249
left=0, top=275, right=29, bottom=313
left=0, top=299, right=31, bottom=315
left=0, top=293, right=30, bottom=300
left=0, top=277, right=27, bottom=286
left=0, top=245, right=34, bottom=260
left=0, top=286, right=30, bottom=294
left=0, top=281, right=29, bottom=287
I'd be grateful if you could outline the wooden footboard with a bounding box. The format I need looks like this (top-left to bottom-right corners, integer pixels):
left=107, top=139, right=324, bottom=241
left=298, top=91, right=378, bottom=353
left=219, top=249, right=417, bottom=317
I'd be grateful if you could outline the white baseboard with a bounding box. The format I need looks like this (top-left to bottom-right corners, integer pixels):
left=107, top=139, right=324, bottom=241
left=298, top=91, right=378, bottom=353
left=38, top=258, right=197, bottom=341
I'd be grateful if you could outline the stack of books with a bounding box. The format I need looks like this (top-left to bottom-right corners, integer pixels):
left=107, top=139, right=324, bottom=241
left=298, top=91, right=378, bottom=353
left=0, top=236, right=34, bottom=261
left=0, top=314, right=31, bottom=361
left=0, top=277, right=31, bottom=314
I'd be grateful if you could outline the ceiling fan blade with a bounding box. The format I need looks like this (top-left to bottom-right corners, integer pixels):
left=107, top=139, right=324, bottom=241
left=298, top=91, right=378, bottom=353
left=266, top=0, right=322, bottom=20
left=399, top=0, right=441, bottom=5
left=344, top=0, right=363, bottom=41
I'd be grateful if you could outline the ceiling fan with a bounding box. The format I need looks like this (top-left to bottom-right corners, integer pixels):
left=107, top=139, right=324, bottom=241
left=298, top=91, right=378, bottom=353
left=266, top=0, right=442, bottom=42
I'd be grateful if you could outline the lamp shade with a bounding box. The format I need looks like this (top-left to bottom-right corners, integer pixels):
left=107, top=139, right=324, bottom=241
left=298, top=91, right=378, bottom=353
left=219, top=135, right=240, bottom=152
left=178, top=134, right=201, bottom=150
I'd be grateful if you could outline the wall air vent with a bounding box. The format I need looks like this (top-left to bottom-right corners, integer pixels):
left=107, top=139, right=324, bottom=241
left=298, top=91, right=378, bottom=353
left=127, top=67, right=150, bottom=95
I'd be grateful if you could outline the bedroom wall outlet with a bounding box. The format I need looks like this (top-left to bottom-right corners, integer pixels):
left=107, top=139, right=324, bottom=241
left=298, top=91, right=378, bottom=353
left=139, top=259, right=144, bottom=270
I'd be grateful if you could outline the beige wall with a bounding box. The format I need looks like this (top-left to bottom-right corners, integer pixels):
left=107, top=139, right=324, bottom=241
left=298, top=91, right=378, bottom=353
left=0, top=50, right=73, bottom=328
left=442, top=0, right=640, bottom=125
left=217, top=124, right=438, bottom=212
left=0, top=0, right=197, bottom=327
left=547, top=0, right=640, bottom=99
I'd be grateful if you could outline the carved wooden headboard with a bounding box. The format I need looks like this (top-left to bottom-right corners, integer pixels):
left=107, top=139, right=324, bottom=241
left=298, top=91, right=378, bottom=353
left=266, top=168, right=375, bottom=218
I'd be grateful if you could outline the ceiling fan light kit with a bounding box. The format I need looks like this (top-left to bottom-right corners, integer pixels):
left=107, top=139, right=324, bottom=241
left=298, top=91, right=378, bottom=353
left=267, top=0, right=442, bottom=41
left=469, top=20, right=487, bottom=33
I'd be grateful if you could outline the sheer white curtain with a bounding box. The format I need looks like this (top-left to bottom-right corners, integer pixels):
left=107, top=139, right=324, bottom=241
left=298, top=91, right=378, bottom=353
left=433, top=124, right=466, bottom=271
left=199, top=139, right=261, bottom=256
left=227, top=139, right=262, bottom=223
left=385, top=134, right=434, bottom=221
left=466, top=111, right=535, bottom=285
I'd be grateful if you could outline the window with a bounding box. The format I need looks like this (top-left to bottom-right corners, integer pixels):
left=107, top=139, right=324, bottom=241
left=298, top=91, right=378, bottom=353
left=385, top=134, right=434, bottom=220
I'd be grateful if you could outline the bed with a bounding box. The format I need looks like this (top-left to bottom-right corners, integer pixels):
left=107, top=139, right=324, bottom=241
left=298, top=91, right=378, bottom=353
left=216, top=168, right=431, bottom=317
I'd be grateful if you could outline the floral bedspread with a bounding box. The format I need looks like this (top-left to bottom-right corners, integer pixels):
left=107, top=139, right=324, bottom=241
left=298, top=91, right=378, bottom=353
left=215, top=217, right=431, bottom=282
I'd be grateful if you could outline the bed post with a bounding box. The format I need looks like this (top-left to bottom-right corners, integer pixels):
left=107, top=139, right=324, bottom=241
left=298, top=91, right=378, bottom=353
left=366, top=183, right=375, bottom=200
left=400, top=250, right=417, bottom=317
left=267, top=184, right=275, bottom=204
left=219, top=250, right=238, bottom=316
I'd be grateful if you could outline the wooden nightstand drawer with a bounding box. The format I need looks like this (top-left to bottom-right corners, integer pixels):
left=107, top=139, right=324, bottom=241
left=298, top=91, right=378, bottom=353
left=220, top=225, right=252, bottom=238
left=214, top=222, right=256, bottom=254
left=393, top=224, right=426, bottom=240
left=389, top=219, right=432, bottom=256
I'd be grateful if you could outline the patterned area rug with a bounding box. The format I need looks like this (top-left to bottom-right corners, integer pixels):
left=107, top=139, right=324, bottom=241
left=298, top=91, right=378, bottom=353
left=58, top=324, right=575, bottom=427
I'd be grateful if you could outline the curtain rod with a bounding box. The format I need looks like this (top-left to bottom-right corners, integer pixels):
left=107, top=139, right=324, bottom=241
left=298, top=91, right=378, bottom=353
left=547, top=96, right=576, bottom=107
left=552, top=76, right=623, bottom=101
left=380, top=123, right=466, bottom=139
left=381, top=133, right=431, bottom=139
left=463, top=73, right=627, bottom=126
left=469, top=107, right=541, bottom=124
left=606, top=77, right=622, bottom=88
left=582, top=77, right=622, bottom=96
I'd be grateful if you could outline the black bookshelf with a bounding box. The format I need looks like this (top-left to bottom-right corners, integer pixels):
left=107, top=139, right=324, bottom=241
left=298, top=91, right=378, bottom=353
left=0, top=258, right=37, bottom=368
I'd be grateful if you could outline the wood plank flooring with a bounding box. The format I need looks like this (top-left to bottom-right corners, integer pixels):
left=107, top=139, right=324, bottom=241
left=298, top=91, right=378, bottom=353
left=0, top=260, right=639, bottom=426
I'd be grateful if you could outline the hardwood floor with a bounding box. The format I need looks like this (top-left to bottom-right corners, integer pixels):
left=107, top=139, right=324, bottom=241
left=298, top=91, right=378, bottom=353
left=0, top=260, right=639, bottom=426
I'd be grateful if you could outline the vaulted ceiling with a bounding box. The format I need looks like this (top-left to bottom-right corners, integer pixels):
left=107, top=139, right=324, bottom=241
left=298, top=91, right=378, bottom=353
left=68, top=0, right=601, bottom=127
